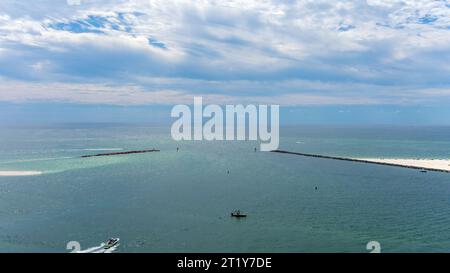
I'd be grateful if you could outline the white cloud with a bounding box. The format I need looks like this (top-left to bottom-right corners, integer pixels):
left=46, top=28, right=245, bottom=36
left=0, top=79, right=377, bottom=105
left=0, top=0, right=449, bottom=105
left=1, top=78, right=449, bottom=106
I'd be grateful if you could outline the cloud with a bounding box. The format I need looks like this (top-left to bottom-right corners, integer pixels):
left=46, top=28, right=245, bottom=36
left=0, top=78, right=379, bottom=105
left=2, top=77, right=450, bottom=106
left=0, top=0, right=449, bottom=106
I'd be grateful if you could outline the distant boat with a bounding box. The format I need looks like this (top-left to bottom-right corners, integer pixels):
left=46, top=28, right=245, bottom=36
left=231, top=210, right=247, bottom=218
left=420, top=170, right=427, bottom=173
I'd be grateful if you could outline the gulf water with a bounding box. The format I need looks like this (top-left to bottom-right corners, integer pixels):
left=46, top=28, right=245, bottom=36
left=1, top=124, right=450, bottom=252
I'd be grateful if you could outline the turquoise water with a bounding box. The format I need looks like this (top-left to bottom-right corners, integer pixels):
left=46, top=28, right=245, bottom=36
left=1, top=124, right=450, bottom=252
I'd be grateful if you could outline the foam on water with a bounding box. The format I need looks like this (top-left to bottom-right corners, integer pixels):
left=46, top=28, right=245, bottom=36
left=75, top=243, right=119, bottom=253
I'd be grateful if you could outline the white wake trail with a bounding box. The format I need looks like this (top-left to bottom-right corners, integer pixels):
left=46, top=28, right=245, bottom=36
left=75, top=243, right=119, bottom=253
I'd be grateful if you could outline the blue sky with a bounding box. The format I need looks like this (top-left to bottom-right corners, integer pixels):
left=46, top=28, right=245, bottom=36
left=0, top=0, right=450, bottom=124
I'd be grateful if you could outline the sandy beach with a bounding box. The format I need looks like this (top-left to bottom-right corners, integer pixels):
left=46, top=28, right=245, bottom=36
left=354, top=158, right=450, bottom=172
left=0, top=171, right=42, bottom=176
left=273, top=150, right=450, bottom=173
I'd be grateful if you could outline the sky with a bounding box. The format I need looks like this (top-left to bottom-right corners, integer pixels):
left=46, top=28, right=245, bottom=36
left=0, top=0, right=450, bottom=124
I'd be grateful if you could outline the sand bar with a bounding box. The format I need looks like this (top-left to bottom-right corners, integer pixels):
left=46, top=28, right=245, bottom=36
left=271, top=150, right=450, bottom=173
left=0, top=171, right=43, bottom=176
left=355, top=158, right=450, bottom=172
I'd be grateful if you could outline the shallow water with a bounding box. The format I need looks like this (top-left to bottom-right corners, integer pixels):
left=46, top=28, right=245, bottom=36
left=1, top=124, right=450, bottom=252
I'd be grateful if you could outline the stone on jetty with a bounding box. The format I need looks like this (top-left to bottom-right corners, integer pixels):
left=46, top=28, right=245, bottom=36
left=271, top=150, right=450, bottom=173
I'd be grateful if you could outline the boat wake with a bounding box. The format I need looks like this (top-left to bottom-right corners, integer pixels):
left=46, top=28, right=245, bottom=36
left=70, top=238, right=120, bottom=253
left=75, top=244, right=118, bottom=253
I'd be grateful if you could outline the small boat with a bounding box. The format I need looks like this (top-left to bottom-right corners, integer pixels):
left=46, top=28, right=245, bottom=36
left=231, top=210, right=247, bottom=218
left=103, top=238, right=120, bottom=249
left=420, top=170, right=427, bottom=173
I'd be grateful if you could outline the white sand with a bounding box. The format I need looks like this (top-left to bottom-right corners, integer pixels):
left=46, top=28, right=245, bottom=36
left=0, top=171, right=43, bottom=177
left=354, top=158, right=450, bottom=172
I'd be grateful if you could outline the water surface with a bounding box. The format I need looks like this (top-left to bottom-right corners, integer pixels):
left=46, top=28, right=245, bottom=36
left=1, top=124, right=450, bottom=252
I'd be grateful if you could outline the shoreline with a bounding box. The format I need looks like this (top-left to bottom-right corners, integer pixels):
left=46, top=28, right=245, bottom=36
left=353, top=158, right=450, bottom=172
left=271, top=150, right=450, bottom=173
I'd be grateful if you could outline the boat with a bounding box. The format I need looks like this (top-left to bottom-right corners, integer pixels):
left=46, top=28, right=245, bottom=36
left=420, top=170, right=427, bottom=173
left=231, top=210, right=247, bottom=218
left=103, top=238, right=120, bottom=249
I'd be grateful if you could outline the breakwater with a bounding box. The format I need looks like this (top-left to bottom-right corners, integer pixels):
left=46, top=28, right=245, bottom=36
left=271, top=150, right=450, bottom=173
left=81, top=149, right=160, bottom=158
